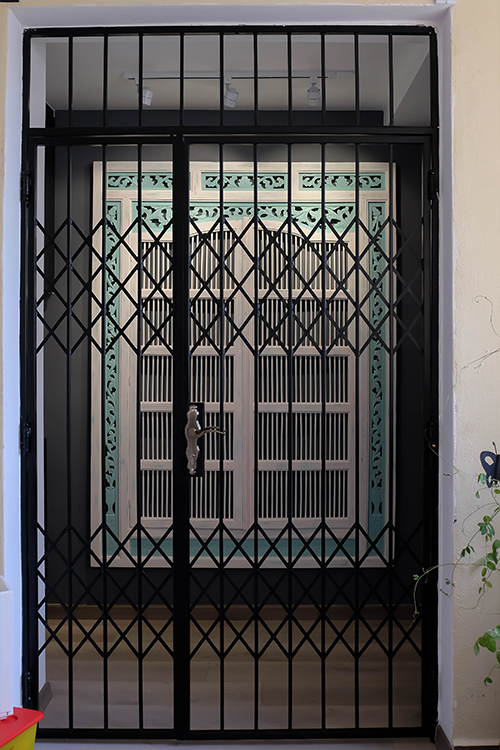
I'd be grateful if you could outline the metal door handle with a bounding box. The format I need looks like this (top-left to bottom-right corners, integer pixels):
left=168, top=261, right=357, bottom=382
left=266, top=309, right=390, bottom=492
left=185, top=403, right=226, bottom=476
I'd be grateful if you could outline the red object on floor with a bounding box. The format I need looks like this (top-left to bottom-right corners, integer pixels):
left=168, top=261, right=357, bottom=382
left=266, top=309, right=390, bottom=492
left=0, top=708, right=44, bottom=750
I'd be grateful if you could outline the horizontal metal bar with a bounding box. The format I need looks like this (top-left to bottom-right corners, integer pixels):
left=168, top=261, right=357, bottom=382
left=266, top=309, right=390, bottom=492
left=26, top=127, right=436, bottom=144
left=37, top=726, right=429, bottom=741
left=25, top=25, right=437, bottom=38
left=25, top=133, right=177, bottom=146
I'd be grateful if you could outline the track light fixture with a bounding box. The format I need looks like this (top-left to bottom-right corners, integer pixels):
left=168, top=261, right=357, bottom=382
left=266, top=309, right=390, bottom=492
left=134, top=78, right=153, bottom=107
left=307, top=76, right=321, bottom=107
left=223, top=76, right=239, bottom=108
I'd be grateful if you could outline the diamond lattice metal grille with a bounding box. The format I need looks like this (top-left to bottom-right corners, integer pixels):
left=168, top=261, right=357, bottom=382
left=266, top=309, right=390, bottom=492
left=24, top=133, right=437, bottom=741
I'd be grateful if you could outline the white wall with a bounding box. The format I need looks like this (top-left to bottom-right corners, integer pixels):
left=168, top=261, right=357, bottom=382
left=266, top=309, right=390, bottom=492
left=450, top=0, right=500, bottom=744
left=1, top=10, right=23, bottom=709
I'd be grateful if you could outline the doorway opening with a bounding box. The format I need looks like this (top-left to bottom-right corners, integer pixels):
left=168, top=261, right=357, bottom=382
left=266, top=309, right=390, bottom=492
left=21, top=26, right=439, bottom=741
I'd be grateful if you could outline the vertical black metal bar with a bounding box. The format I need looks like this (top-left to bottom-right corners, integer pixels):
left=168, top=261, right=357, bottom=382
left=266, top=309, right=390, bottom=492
left=65, top=144, right=74, bottom=729
left=320, top=142, right=327, bottom=730
left=354, top=36, right=360, bottom=127
left=21, top=127, right=40, bottom=709
left=23, top=32, right=32, bottom=132
left=172, top=135, right=191, bottom=738
left=387, top=142, right=395, bottom=729
left=429, top=31, right=439, bottom=129
left=422, top=135, right=439, bottom=736
left=179, top=34, right=185, bottom=128
left=354, top=142, right=360, bottom=730
left=138, top=34, right=144, bottom=128
left=218, top=142, right=225, bottom=732
left=321, top=34, right=326, bottom=128
left=253, top=35, right=259, bottom=128
left=252, top=141, right=259, bottom=732
left=103, top=35, right=109, bottom=128
left=100, top=144, right=110, bottom=730
left=388, top=36, right=394, bottom=127
left=68, top=38, right=73, bottom=129
left=287, top=34, right=292, bottom=127
left=136, top=143, right=144, bottom=729
left=219, top=34, right=224, bottom=127
left=286, top=142, right=293, bottom=730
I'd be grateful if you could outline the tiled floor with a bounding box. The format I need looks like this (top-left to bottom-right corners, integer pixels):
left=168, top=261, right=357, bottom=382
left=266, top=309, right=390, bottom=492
left=39, top=613, right=422, bottom=734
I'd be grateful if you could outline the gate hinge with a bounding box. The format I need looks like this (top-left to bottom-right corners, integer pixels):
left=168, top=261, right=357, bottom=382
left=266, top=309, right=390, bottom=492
left=427, top=170, right=438, bottom=203
left=23, top=670, right=35, bottom=708
left=20, top=171, right=32, bottom=204
left=21, top=420, right=32, bottom=456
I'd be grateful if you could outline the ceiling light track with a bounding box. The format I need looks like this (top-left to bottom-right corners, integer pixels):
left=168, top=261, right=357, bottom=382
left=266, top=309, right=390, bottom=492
left=123, top=70, right=354, bottom=81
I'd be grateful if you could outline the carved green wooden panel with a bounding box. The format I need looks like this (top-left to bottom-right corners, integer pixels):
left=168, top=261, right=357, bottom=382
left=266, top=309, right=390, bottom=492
left=107, top=173, right=173, bottom=190
left=367, top=202, right=387, bottom=553
left=201, top=173, right=287, bottom=191
left=134, top=201, right=356, bottom=233
left=299, top=173, right=385, bottom=191
left=104, top=202, right=121, bottom=554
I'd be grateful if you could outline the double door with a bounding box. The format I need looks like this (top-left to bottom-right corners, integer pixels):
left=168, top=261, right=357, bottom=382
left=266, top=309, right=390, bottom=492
left=26, top=137, right=437, bottom=739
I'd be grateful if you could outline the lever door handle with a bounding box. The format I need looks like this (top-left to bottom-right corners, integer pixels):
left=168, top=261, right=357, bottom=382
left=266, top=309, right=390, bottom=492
left=185, top=403, right=226, bottom=476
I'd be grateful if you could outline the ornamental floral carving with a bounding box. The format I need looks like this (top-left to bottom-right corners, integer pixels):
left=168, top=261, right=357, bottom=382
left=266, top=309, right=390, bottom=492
left=107, top=173, right=173, bottom=190
left=202, top=173, right=287, bottom=191
left=299, top=173, right=385, bottom=191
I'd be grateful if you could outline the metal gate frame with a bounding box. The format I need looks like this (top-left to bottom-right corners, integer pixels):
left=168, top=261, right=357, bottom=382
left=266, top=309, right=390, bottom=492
left=20, top=25, right=440, bottom=742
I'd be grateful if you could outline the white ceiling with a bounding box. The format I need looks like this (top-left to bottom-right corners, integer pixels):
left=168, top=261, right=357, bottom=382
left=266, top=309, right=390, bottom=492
left=41, top=34, right=429, bottom=118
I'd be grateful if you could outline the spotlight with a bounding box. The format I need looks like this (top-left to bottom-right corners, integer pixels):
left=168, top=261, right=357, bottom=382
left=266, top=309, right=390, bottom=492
left=135, top=79, right=153, bottom=107
left=224, top=76, right=239, bottom=108
left=142, top=86, right=153, bottom=107
left=307, top=76, right=321, bottom=107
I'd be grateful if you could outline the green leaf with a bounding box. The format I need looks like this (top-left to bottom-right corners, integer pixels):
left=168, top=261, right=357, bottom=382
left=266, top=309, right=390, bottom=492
left=482, top=568, right=487, bottom=577
left=486, top=561, right=496, bottom=571
left=479, top=473, right=487, bottom=484
left=485, top=581, right=493, bottom=588
left=484, top=515, right=492, bottom=523
left=494, top=626, right=500, bottom=637
left=476, top=491, right=480, bottom=499
left=413, top=574, right=419, bottom=580
left=484, top=634, right=497, bottom=652
left=474, top=641, right=480, bottom=656
left=484, top=677, right=493, bottom=685
left=493, top=540, right=500, bottom=551
left=497, top=651, right=500, bottom=664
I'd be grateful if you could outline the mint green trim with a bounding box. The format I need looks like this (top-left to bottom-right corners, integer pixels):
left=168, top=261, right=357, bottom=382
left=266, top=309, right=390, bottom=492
left=299, top=173, right=385, bottom=191
left=104, top=202, right=121, bottom=554
left=134, top=201, right=355, bottom=233
left=107, top=173, right=173, bottom=190
left=202, top=173, right=287, bottom=191
left=130, top=537, right=355, bottom=562
left=368, top=202, right=387, bottom=555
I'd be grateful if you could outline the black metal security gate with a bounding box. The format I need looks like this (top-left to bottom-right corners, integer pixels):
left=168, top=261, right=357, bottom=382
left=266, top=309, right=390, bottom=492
left=21, top=27, right=439, bottom=741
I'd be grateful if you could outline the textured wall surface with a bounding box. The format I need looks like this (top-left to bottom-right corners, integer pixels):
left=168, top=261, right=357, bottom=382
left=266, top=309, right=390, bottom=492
left=450, top=0, right=500, bottom=744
